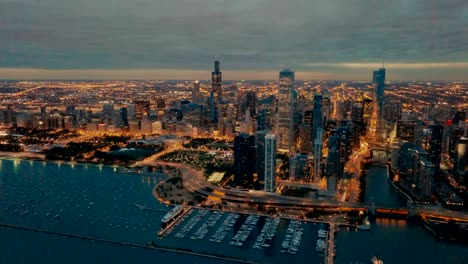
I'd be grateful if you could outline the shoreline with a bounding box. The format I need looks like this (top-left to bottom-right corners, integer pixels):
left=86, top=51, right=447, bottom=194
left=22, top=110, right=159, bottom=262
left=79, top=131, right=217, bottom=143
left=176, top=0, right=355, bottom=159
left=0, top=151, right=128, bottom=169
left=4, top=151, right=467, bottom=244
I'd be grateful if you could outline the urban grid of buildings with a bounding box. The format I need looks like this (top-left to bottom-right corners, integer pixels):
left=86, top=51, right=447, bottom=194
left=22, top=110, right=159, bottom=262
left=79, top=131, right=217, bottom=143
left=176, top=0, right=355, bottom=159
left=0, top=61, right=467, bottom=209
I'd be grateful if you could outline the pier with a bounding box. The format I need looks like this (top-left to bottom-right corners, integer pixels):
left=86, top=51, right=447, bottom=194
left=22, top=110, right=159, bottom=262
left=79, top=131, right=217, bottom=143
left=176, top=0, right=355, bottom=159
left=325, top=222, right=336, bottom=264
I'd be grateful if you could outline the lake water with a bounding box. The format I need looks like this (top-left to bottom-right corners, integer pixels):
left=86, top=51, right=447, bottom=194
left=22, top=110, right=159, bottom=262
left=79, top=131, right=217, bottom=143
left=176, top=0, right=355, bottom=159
left=0, top=159, right=466, bottom=263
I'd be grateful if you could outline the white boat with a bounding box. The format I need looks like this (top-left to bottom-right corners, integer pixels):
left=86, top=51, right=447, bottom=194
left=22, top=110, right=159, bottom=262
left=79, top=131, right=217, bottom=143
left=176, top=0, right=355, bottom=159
left=370, top=256, right=384, bottom=264
left=318, top=230, right=328, bottom=238
left=358, top=224, right=371, bottom=230
left=161, top=205, right=185, bottom=227
left=358, top=217, right=371, bottom=230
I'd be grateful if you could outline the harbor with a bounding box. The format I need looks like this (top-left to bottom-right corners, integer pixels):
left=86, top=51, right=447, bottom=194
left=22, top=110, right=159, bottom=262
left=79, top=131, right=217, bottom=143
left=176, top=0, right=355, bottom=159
left=155, top=207, right=326, bottom=263
left=1, top=159, right=466, bottom=264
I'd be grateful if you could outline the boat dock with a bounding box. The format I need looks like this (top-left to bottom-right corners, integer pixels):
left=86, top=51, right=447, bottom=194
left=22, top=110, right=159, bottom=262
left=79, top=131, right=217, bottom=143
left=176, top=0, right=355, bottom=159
left=229, top=215, right=260, bottom=246
left=325, top=222, right=336, bottom=264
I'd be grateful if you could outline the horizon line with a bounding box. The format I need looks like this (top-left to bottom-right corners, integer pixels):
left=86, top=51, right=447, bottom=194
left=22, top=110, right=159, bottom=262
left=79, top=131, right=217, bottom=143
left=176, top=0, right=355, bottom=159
left=0, top=65, right=467, bottom=81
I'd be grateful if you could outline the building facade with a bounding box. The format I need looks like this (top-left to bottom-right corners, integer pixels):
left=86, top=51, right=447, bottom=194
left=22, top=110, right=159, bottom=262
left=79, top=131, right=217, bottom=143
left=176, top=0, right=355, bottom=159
left=264, top=132, right=277, bottom=192
left=276, top=69, right=296, bottom=152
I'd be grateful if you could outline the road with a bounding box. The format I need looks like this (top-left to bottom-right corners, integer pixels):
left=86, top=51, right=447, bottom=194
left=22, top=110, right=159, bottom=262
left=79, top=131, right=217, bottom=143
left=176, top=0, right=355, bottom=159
left=149, top=160, right=467, bottom=222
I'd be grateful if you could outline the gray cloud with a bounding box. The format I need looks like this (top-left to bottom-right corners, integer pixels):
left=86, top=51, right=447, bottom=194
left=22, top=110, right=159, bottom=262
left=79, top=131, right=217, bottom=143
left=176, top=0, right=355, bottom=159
left=0, top=0, right=467, bottom=79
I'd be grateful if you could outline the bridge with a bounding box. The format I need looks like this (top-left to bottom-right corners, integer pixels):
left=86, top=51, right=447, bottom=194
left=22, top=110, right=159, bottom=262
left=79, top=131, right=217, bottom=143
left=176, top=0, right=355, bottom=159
left=370, top=147, right=390, bottom=163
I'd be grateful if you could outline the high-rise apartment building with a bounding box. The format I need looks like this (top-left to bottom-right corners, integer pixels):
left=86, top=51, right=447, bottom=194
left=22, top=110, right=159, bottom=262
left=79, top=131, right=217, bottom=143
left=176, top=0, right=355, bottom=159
left=313, top=127, right=323, bottom=182
left=417, top=159, right=435, bottom=200
left=234, top=133, right=255, bottom=187
left=312, top=94, right=323, bottom=151
left=264, top=132, right=277, bottom=192
left=326, top=133, right=340, bottom=196
left=256, top=130, right=268, bottom=181
left=427, top=124, right=444, bottom=169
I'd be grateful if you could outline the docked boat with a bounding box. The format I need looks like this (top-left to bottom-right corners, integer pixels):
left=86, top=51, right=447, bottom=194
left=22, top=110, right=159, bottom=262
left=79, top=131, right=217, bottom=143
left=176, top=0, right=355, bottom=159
left=161, top=205, right=185, bottom=227
left=318, top=229, right=328, bottom=238
left=370, top=256, right=384, bottom=264
left=358, top=217, right=371, bottom=230
left=315, top=239, right=326, bottom=251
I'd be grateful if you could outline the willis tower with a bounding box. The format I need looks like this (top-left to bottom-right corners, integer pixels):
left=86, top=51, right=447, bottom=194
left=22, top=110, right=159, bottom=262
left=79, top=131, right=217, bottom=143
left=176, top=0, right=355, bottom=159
left=210, top=61, right=222, bottom=124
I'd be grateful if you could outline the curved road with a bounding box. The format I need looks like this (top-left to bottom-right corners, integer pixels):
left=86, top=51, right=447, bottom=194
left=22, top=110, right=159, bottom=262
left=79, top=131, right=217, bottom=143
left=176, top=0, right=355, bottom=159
left=153, top=161, right=468, bottom=221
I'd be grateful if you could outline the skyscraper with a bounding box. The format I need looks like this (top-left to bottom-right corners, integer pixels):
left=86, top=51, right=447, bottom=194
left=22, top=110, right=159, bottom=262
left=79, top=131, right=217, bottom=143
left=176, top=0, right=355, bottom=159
left=313, top=127, right=323, bottom=182
left=326, top=133, right=340, bottom=195
left=245, top=91, right=257, bottom=118
left=276, top=69, right=296, bottom=152
left=134, top=100, right=150, bottom=120
left=257, top=108, right=269, bottom=131
left=211, top=61, right=222, bottom=124
left=312, top=94, right=323, bottom=151
left=102, top=103, right=114, bottom=118
left=291, top=153, right=309, bottom=181
left=119, top=107, right=128, bottom=127
left=417, top=159, right=435, bottom=200
left=256, top=130, right=268, bottom=181
left=191, top=81, right=201, bottom=103
left=454, top=137, right=468, bottom=173
left=234, top=133, right=256, bottom=187
left=428, top=124, right=444, bottom=169
left=264, top=132, right=277, bottom=192
left=373, top=68, right=386, bottom=110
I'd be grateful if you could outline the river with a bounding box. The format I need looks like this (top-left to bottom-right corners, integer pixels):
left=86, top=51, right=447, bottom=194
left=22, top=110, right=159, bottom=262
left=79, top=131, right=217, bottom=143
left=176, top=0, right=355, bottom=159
left=334, top=165, right=467, bottom=264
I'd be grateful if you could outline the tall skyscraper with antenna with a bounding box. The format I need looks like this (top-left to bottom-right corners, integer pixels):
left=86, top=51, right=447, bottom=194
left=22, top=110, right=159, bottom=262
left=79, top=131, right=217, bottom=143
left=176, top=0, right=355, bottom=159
left=211, top=61, right=222, bottom=124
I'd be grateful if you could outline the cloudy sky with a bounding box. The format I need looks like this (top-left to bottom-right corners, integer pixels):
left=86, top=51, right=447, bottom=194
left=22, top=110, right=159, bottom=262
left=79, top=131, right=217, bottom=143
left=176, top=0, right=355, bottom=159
left=0, top=0, right=467, bottom=80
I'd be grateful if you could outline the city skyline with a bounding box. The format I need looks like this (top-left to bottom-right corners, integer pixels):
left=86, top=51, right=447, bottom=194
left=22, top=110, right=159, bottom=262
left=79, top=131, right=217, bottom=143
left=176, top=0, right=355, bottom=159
left=1, top=1, right=468, bottom=263
left=0, top=67, right=467, bottom=263
left=1, top=0, right=467, bottom=80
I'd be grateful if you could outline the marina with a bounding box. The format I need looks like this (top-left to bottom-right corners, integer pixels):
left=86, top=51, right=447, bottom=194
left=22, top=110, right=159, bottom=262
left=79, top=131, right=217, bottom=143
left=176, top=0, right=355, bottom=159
left=280, top=220, right=304, bottom=254
left=316, top=229, right=328, bottom=252
left=209, top=213, right=239, bottom=243
left=174, top=209, right=208, bottom=239
left=253, top=217, right=280, bottom=249
left=164, top=207, right=323, bottom=261
left=190, top=211, right=223, bottom=240
left=229, top=214, right=260, bottom=246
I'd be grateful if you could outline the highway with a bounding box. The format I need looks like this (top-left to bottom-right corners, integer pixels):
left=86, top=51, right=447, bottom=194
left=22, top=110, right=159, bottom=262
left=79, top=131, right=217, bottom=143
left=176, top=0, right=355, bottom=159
left=152, top=161, right=467, bottom=221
